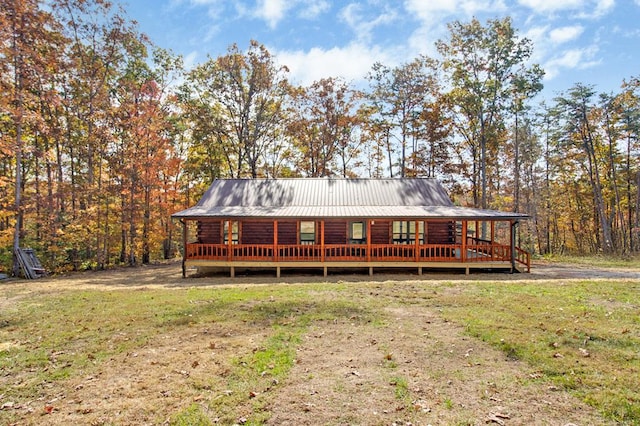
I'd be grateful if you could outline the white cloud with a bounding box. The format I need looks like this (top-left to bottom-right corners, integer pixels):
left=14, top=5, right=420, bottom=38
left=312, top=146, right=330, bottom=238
left=523, top=25, right=550, bottom=63
left=589, top=0, right=614, bottom=18
left=298, top=0, right=330, bottom=19
left=274, top=43, right=394, bottom=86
left=248, top=0, right=330, bottom=28
left=339, top=3, right=397, bottom=43
left=404, top=0, right=508, bottom=55
left=518, top=0, right=583, bottom=12
left=543, top=46, right=600, bottom=79
left=404, top=0, right=507, bottom=22
left=254, top=0, right=291, bottom=29
left=549, top=25, right=584, bottom=44
left=183, top=51, right=200, bottom=70
left=517, top=0, right=614, bottom=18
left=404, top=0, right=458, bottom=18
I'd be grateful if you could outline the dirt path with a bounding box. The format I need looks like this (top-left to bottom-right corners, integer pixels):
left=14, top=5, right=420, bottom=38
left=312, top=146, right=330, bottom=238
left=1, top=260, right=638, bottom=296
left=267, top=305, right=610, bottom=425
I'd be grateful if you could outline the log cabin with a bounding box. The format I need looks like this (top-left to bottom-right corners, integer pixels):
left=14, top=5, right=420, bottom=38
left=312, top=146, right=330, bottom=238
left=171, top=178, right=530, bottom=277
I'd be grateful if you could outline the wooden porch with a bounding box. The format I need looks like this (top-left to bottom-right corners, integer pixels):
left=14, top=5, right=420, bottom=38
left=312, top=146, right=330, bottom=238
left=180, top=218, right=531, bottom=277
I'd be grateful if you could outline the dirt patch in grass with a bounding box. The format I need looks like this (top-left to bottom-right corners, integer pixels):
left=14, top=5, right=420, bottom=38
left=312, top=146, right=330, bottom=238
left=1, top=260, right=633, bottom=425
left=267, top=305, right=609, bottom=425
left=56, top=323, right=267, bottom=425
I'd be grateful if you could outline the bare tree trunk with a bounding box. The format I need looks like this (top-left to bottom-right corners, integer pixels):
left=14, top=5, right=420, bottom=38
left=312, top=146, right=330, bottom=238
left=142, top=186, right=150, bottom=264
left=513, top=110, right=520, bottom=213
left=12, top=24, right=24, bottom=277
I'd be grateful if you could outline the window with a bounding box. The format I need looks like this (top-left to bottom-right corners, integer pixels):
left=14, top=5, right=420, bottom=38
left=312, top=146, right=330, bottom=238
left=223, top=220, right=239, bottom=244
left=392, top=221, right=424, bottom=244
left=350, top=221, right=366, bottom=244
left=300, top=221, right=316, bottom=245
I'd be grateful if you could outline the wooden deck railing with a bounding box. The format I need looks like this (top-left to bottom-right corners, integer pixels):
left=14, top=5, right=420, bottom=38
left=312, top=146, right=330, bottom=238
left=186, top=242, right=530, bottom=270
left=515, top=247, right=531, bottom=272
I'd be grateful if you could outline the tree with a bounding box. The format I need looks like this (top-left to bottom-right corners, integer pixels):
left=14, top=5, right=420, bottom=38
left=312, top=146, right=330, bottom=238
left=437, top=17, right=543, bottom=209
left=288, top=77, right=361, bottom=177
left=184, top=41, right=289, bottom=178
left=1, top=0, right=62, bottom=275
left=509, top=70, right=544, bottom=212
left=366, top=57, right=440, bottom=177
left=553, top=84, right=613, bottom=253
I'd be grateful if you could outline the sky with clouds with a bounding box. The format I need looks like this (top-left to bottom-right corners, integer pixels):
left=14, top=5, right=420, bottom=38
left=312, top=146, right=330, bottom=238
left=124, top=0, right=640, bottom=99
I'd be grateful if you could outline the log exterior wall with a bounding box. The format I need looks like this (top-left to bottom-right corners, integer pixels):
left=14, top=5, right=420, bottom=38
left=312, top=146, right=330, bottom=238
left=197, top=221, right=221, bottom=244
left=371, top=221, right=390, bottom=244
left=427, top=222, right=455, bottom=244
left=243, top=221, right=274, bottom=244
left=196, top=219, right=458, bottom=245
left=277, top=221, right=298, bottom=244
left=325, top=220, right=347, bottom=244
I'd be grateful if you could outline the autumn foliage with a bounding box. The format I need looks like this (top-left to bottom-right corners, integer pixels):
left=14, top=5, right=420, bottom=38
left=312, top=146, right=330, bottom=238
left=0, top=2, right=638, bottom=274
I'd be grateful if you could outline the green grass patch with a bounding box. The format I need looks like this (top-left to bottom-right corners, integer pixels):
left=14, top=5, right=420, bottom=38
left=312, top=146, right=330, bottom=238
left=389, top=375, right=410, bottom=401
left=540, top=253, right=640, bottom=269
left=438, top=279, right=640, bottom=424
left=170, top=403, right=212, bottom=426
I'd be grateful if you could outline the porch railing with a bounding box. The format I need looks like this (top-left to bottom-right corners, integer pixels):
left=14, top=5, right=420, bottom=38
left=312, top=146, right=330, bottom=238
left=186, top=242, right=529, bottom=270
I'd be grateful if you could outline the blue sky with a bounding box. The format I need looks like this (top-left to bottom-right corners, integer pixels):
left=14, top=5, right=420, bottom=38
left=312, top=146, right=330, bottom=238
left=124, top=0, right=640, bottom=99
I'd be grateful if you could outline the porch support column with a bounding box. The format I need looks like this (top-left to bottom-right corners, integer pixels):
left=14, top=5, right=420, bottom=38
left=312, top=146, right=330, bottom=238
left=510, top=220, right=517, bottom=272
left=273, top=220, right=278, bottom=262
left=414, top=220, right=420, bottom=263
left=490, top=220, right=495, bottom=242
left=274, top=220, right=279, bottom=277
left=367, top=220, right=372, bottom=263
left=180, top=219, right=187, bottom=278
left=490, top=220, right=495, bottom=259
left=461, top=220, right=467, bottom=264
left=227, top=219, right=234, bottom=278
left=320, top=220, right=325, bottom=263
left=227, top=219, right=232, bottom=262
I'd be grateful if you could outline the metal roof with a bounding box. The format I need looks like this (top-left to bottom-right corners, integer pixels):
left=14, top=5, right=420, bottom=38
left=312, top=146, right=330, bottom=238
left=172, top=178, right=528, bottom=220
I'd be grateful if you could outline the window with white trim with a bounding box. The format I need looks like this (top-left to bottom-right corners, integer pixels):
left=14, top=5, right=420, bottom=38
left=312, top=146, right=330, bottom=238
left=300, top=221, right=316, bottom=245
left=350, top=221, right=366, bottom=244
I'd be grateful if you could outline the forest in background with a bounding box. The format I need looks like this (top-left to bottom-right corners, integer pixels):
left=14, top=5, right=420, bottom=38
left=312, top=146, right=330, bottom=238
left=1, top=0, right=638, bottom=274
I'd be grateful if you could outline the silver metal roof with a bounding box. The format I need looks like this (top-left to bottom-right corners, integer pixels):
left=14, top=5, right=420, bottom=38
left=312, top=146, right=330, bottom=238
left=172, top=178, right=528, bottom=220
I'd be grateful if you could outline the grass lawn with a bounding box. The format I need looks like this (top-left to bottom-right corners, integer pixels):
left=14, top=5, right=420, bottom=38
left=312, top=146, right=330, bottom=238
left=439, top=279, right=640, bottom=423
left=0, top=269, right=638, bottom=424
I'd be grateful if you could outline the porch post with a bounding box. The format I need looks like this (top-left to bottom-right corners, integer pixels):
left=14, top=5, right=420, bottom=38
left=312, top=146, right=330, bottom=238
left=180, top=219, right=187, bottom=278
left=227, top=219, right=232, bottom=261
left=490, top=220, right=495, bottom=259
left=461, top=220, right=467, bottom=264
left=274, top=220, right=278, bottom=262
left=510, top=220, right=517, bottom=272
left=367, top=220, right=372, bottom=262
left=424, top=220, right=429, bottom=244
left=414, top=220, right=420, bottom=262
left=320, top=220, right=325, bottom=263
